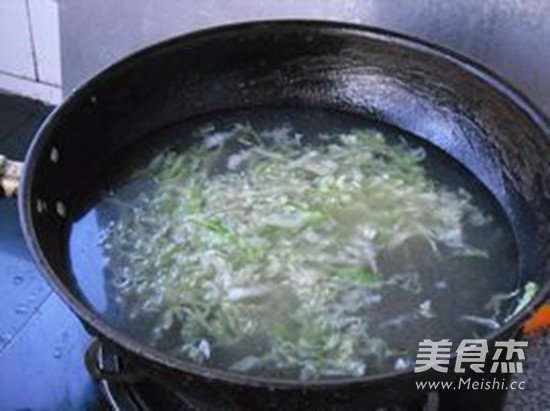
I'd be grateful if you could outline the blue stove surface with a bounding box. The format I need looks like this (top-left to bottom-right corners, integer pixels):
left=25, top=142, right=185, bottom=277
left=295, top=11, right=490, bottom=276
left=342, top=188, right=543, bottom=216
left=0, top=93, right=100, bottom=411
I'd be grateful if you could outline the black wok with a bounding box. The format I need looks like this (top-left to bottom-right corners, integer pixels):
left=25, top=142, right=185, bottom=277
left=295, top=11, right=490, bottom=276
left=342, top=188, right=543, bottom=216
left=1, top=21, right=550, bottom=410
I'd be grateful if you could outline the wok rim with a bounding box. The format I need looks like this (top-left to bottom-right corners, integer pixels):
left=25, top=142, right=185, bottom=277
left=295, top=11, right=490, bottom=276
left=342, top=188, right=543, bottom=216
left=19, top=19, right=550, bottom=389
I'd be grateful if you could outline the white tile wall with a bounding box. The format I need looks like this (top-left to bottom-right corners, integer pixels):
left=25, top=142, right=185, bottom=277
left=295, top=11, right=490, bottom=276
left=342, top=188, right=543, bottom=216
left=0, top=70, right=61, bottom=102
left=27, top=0, right=61, bottom=86
left=0, top=0, right=62, bottom=104
left=0, top=1, right=35, bottom=79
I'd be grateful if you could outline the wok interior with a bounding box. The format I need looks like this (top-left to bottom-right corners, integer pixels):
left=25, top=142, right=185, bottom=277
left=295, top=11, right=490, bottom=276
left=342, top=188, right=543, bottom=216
left=26, top=22, right=550, bottom=347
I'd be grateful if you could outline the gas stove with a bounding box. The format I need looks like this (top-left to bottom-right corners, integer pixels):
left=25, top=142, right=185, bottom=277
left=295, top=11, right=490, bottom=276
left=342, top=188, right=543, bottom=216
left=92, top=341, right=217, bottom=411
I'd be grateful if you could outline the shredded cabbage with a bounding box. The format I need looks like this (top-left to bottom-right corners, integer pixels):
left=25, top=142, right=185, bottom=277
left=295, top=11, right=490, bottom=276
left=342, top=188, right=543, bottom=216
left=101, top=123, right=491, bottom=380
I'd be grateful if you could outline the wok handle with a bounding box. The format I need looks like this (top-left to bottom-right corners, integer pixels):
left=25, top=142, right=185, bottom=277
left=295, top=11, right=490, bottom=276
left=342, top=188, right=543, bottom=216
left=0, top=154, right=23, bottom=198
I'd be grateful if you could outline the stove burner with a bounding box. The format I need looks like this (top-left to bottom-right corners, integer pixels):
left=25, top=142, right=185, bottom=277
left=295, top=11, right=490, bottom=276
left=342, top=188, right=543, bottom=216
left=87, top=340, right=508, bottom=411
left=93, top=341, right=196, bottom=410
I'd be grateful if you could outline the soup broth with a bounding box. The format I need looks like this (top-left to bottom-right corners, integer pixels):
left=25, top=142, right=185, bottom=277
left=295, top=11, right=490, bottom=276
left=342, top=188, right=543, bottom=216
left=69, top=108, right=522, bottom=381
